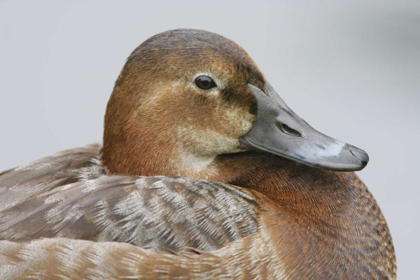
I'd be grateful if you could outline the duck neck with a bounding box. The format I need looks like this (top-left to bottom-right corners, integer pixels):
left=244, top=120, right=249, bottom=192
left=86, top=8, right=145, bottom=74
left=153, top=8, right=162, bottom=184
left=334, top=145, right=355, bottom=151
left=102, top=136, right=216, bottom=179
left=102, top=125, right=275, bottom=187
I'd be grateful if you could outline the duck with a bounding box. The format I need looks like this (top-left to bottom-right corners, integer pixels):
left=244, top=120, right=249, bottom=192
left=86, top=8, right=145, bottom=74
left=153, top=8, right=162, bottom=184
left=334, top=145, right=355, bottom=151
left=0, top=29, right=396, bottom=279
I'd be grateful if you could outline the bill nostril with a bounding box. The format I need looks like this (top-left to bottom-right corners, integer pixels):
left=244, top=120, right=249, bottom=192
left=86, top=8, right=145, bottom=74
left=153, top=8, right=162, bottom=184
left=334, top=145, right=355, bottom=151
left=277, top=122, right=302, bottom=137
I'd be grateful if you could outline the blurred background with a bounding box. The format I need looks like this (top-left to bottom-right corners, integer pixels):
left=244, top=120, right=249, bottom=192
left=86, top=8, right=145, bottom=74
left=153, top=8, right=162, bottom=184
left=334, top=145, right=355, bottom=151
left=0, top=0, right=419, bottom=278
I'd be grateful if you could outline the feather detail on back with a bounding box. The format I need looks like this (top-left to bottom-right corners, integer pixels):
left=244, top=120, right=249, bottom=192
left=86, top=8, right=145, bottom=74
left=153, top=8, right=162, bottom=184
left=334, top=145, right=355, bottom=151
left=0, top=235, right=284, bottom=280
left=0, top=144, right=105, bottom=212
left=0, top=144, right=287, bottom=279
left=0, top=144, right=260, bottom=253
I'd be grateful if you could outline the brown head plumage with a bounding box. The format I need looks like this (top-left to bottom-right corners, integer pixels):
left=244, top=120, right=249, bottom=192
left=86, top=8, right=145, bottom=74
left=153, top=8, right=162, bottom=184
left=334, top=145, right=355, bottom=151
left=102, top=29, right=265, bottom=178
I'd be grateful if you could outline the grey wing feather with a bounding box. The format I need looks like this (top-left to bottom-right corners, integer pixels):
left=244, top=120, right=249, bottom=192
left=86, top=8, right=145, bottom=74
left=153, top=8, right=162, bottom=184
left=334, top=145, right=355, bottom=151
left=0, top=143, right=105, bottom=211
left=0, top=144, right=259, bottom=252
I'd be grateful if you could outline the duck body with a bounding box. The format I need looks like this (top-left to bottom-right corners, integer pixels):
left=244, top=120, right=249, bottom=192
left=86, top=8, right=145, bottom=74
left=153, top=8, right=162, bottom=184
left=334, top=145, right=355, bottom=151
left=0, top=144, right=395, bottom=279
left=0, top=29, right=395, bottom=279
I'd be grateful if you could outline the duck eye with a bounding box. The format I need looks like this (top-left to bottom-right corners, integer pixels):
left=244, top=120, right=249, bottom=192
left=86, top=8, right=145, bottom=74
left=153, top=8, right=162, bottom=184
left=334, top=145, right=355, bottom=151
left=195, top=75, right=217, bottom=90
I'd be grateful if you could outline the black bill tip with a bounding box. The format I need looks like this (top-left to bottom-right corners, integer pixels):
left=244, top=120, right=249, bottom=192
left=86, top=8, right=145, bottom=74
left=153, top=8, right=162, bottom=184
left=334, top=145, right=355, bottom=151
left=348, top=145, right=369, bottom=168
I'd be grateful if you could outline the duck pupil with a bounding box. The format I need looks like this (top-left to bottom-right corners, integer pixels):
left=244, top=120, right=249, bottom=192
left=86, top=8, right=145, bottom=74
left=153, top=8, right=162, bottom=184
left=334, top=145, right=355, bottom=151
left=195, top=76, right=216, bottom=90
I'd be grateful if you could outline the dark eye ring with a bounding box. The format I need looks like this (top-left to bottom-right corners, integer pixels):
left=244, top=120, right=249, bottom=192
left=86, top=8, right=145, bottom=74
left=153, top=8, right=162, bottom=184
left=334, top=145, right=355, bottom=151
left=195, top=75, right=217, bottom=90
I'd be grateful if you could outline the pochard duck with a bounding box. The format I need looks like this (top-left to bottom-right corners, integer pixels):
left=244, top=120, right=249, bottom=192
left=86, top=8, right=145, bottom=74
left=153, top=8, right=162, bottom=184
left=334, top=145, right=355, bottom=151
left=0, top=29, right=396, bottom=279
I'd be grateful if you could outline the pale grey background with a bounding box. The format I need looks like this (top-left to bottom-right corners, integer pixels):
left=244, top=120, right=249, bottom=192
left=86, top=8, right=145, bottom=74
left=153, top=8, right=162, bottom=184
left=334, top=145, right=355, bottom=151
left=0, top=0, right=419, bottom=278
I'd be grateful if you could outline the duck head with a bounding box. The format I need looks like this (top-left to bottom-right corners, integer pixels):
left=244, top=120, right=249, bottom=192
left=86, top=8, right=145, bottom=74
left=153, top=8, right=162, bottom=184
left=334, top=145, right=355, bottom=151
left=102, top=29, right=368, bottom=178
